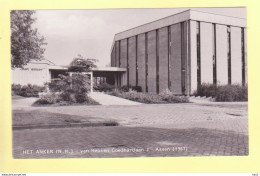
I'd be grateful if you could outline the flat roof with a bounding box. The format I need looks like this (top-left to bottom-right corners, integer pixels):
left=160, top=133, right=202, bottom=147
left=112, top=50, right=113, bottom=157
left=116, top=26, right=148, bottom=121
left=111, top=9, right=247, bottom=52
left=92, top=67, right=127, bottom=72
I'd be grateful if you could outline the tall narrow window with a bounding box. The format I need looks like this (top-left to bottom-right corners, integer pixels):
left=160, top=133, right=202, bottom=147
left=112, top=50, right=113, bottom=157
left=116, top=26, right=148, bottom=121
left=127, top=38, right=129, bottom=87
left=168, top=26, right=171, bottom=90
left=181, top=22, right=185, bottom=94
left=196, top=22, right=201, bottom=90
left=119, top=40, right=121, bottom=67
left=115, top=42, right=117, bottom=67
left=227, top=26, right=231, bottom=85
left=145, top=32, right=148, bottom=92
left=213, top=24, right=217, bottom=85
left=156, top=29, right=159, bottom=94
left=136, top=35, right=138, bottom=86
left=241, top=28, right=245, bottom=86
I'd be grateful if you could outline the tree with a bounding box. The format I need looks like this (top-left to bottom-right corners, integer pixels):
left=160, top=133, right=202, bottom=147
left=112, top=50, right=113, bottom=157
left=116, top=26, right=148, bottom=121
left=68, top=54, right=98, bottom=72
left=11, top=10, right=47, bottom=68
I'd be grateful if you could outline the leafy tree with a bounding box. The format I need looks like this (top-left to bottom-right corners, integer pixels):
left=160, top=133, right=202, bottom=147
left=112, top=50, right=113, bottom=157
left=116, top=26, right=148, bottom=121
left=11, top=10, right=46, bottom=68
left=47, top=55, right=98, bottom=103
left=68, top=54, right=98, bottom=72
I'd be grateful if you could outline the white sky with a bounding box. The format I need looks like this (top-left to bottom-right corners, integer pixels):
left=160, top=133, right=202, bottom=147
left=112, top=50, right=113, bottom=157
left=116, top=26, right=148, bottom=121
left=34, top=7, right=246, bottom=67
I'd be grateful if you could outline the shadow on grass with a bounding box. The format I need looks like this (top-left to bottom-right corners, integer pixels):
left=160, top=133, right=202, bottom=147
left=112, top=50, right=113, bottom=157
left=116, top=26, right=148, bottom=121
left=12, top=109, right=118, bottom=129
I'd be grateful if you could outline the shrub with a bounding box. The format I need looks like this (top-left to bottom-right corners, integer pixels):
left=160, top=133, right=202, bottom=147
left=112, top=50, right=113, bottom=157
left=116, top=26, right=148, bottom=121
left=119, top=85, right=142, bottom=92
left=94, top=82, right=114, bottom=92
left=195, top=83, right=217, bottom=97
left=109, top=89, right=189, bottom=104
left=119, top=85, right=129, bottom=92
left=131, top=86, right=142, bottom=92
left=194, top=83, right=248, bottom=102
left=159, top=89, right=189, bottom=103
left=44, top=73, right=95, bottom=104
left=12, top=84, right=45, bottom=97
left=33, top=93, right=61, bottom=105
left=215, top=84, right=248, bottom=102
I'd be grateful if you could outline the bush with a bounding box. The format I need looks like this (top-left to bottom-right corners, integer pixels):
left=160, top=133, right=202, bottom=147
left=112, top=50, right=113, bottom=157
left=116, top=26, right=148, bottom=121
left=94, top=82, right=114, bottom=92
left=33, top=93, right=61, bottom=105
left=109, top=89, right=189, bottom=104
left=159, top=89, right=189, bottom=103
left=119, top=85, right=142, bottom=92
left=43, top=74, right=97, bottom=104
left=194, top=83, right=248, bottom=102
left=215, top=84, right=248, bottom=102
left=34, top=93, right=99, bottom=106
left=195, top=83, right=217, bottom=97
left=12, top=84, right=45, bottom=97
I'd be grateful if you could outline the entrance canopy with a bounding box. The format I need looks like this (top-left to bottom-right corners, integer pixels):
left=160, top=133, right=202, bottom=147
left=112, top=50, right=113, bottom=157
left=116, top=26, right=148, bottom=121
left=92, top=67, right=126, bottom=76
left=92, top=67, right=127, bottom=87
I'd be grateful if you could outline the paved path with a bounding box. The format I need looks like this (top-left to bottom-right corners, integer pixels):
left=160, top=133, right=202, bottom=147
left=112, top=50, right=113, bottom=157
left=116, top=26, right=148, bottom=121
left=89, top=92, right=142, bottom=106
left=12, top=99, right=248, bottom=158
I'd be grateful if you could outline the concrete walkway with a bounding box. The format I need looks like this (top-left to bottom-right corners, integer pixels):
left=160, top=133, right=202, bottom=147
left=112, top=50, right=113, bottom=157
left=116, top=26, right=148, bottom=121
left=89, top=92, right=142, bottom=106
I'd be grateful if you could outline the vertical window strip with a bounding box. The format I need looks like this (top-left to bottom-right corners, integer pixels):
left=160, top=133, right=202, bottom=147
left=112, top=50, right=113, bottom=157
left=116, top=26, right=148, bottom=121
left=213, top=24, right=217, bottom=85
left=227, top=26, right=231, bottom=85
left=145, top=32, right=148, bottom=92
left=156, top=29, right=159, bottom=94
left=115, top=42, right=117, bottom=67
left=196, top=21, right=201, bottom=90
left=127, top=38, right=129, bottom=87
left=168, top=26, right=171, bottom=90
left=181, top=22, right=185, bottom=94
left=136, top=35, right=138, bottom=86
left=241, top=28, right=245, bottom=86
left=119, top=40, right=121, bottom=67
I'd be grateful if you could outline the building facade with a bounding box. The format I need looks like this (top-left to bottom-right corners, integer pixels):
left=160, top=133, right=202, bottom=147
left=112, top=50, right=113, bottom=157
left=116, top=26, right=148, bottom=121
left=110, top=10, right=247, bottom=95
left=12, top=59, right=68, bottom=86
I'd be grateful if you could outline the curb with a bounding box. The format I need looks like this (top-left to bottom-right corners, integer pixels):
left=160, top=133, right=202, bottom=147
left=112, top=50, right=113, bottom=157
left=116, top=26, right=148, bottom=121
left=13, top=121, right=119, bottom=130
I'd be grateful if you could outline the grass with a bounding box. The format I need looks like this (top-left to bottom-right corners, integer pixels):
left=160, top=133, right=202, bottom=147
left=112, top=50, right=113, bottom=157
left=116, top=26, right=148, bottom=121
left=12, top=110, right=118, bottom=127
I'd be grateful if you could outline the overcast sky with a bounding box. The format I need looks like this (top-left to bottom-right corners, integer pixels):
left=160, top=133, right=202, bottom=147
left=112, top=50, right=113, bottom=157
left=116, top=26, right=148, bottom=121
left=34, top=7, right=246, bottom=67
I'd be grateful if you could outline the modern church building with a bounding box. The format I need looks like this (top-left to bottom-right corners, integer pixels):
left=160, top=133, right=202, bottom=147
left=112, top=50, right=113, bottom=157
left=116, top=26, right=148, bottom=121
left=110, top=9, right=247, bottom=95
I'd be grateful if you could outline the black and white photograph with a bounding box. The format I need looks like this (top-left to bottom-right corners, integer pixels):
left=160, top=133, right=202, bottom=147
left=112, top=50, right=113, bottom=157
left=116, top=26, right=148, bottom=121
left=11, top=8, right=248, bottom=159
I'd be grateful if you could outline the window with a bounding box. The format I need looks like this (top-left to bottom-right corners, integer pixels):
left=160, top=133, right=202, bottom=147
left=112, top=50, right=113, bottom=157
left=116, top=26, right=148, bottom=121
left=145, top=32, right=148, bottom=92
left=136, top=35, right=138, bottom=86
left=227, top=26, right=231, bottom=85
left=196, top=21, right=201, bottom=89
left=156, top=29, right=159, bottom=94
left=241, top=28, right=245, bottom=86
left=168, top=26, right=171, bottom=90
left=213, top=24, right=217, bottom=85
left=127, top=38, right=129, bottom=87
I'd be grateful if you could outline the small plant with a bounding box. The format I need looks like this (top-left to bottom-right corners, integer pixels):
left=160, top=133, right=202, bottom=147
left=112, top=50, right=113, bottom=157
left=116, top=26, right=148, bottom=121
left=12, top=84, right=45, bottom=97
left=119, top=85, right=142, bottom=92
left=94, top=82, right=114, bottom=92
left=33, top=93, right=61, bottom=105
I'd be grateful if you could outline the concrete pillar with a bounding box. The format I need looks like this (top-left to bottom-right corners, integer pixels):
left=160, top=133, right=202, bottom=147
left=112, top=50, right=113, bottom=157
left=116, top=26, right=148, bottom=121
left=200, top=22, right=213, bottom=84
left=158, top=27, right=169, bottom=92
left=170, top=23, right=182, bottom=94
left=137, top=33, right=146, bottom=92
left=128, top=36, right=136, bottom=86
left=147, top=30, right=157, bottom=93
left=216, top=24, right=228, bottom=85
left=189, top=20, right=198, bottom=94
left=231, top=26, right=242, bottom=84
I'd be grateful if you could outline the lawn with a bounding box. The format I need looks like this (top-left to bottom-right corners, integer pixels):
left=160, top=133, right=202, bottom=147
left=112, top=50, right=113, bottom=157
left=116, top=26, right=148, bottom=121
left=12, top=110, right=118, bottom=127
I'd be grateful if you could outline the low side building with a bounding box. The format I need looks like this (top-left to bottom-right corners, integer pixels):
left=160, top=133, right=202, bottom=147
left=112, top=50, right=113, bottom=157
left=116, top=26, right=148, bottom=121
left=11, top=59, right=68, bottom=86
left=110, top=9, right=247, bottom=95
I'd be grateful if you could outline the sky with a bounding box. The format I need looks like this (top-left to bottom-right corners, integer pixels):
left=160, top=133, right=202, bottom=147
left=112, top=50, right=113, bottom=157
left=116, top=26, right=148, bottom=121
left=34, top=8, right=246, bottom=67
